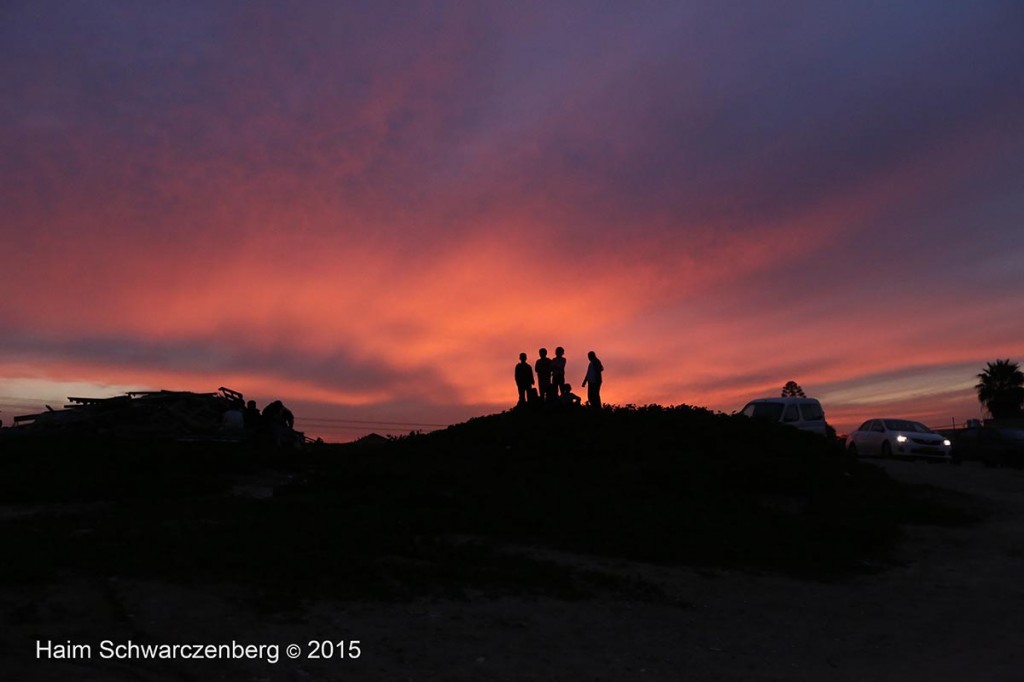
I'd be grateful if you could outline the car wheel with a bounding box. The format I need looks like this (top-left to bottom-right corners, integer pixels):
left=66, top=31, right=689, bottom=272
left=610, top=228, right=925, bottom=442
left=880, top=441, right=892, bottom=459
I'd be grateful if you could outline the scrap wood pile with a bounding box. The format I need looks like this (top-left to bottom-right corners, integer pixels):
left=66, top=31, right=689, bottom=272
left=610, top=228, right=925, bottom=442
left=7, top=387, right=302, bottom=446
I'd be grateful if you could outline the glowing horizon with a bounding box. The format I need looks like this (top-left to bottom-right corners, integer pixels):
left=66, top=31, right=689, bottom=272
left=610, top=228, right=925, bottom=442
left=2, top=2, right=1022, bottom=441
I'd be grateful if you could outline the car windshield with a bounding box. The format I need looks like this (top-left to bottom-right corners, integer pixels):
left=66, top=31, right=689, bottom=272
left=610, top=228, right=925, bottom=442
left=884, top=419, right=931, bottom=433
left=743, top=403, right=784, bottom=421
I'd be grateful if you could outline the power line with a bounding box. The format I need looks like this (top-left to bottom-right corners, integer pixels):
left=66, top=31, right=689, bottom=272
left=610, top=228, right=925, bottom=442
left=300, top=423, right=432, bottom=432
left=298, top=417, right=448, bottom=427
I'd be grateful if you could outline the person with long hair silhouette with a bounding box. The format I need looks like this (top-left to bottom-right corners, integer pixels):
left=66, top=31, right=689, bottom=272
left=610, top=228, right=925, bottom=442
left=581, top=350, right=604, bottom=408
left=515, top=352, right=534, bottom=405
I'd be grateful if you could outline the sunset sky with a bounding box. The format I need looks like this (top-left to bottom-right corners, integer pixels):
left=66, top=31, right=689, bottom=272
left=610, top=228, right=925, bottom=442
left=2, top=1, right=1022, bottom=440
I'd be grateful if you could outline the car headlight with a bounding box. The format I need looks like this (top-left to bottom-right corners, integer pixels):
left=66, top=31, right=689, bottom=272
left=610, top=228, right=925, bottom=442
left=943, top=439, right=951, bottom=447
left=896, top=435, right=908, bottom=443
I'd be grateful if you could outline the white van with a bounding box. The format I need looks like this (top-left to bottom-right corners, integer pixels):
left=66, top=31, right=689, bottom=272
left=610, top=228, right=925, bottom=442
left=740, top=397, right=828, bottom=436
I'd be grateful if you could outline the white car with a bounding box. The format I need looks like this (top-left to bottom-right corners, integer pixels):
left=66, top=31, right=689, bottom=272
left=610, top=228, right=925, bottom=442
left=846, top=419, right=952, bottom=460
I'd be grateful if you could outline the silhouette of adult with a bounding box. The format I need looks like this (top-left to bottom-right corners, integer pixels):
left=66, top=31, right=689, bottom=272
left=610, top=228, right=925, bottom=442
left=515, top=352, right=534, bottom=405
left=581, top=350, right=604, bottom=408
left=261, top=399, right=296, bottom=446
left=244, top=399, right=258, bottom=419
left=263, top=400, right=294, bottom=429
left=243, top=400, right=262, bottom=436
left=551, top=346, right=567, bottom=397
left=535, top=348, right=553, bottom=401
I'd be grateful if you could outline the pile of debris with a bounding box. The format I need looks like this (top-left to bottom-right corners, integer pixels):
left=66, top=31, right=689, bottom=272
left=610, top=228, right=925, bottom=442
left=6, top=387, right=303, bottom=447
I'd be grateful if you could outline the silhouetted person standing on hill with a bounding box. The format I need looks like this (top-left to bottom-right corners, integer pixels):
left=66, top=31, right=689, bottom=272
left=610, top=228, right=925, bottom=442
left=515, top=352, right=534, bottom=405
left=582, top=350, right=604, bottom=408
left=535, top=348, right=553, bottom=402
left=243, top=400, right=262, bottom=436
left=551, top=346, right=567, bottom=397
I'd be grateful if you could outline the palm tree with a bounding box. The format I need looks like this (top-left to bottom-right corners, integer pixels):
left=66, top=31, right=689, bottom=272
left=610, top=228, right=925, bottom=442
left=976, top=359, right=1024, bottom=420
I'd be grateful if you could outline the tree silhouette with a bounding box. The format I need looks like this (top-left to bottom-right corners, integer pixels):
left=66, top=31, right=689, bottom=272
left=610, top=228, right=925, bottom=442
left=781, top=381, right=806, bottom=398
left=976, top=359, right=1024, bottom=420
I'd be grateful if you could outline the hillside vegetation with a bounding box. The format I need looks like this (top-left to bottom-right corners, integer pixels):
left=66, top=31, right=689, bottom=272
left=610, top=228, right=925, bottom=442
left=0, top=405, right=974, bottom=606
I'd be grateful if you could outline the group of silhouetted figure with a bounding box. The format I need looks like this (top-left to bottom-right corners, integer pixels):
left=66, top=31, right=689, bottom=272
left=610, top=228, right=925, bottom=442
left=224, top=398, right=297, bottom=446
left=515, top=347, right=604, bottom=409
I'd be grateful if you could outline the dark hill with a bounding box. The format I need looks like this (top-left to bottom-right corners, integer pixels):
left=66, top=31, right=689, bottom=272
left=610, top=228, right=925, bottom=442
left=0, top=405, right=972, bottom=606
left=310, top=405, right=907, bottom=574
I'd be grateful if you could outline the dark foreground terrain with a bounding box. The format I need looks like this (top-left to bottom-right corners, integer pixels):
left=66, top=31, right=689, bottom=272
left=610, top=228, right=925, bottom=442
left=1, top=405, right=1000, bottom=680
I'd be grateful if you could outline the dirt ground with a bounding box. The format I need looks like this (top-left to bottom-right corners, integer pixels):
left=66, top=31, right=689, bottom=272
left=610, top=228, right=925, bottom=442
left=4, top=458, right=1024, bottom=681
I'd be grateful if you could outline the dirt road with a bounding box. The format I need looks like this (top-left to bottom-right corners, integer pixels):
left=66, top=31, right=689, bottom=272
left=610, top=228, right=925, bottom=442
left=5, top=459, right=1024, bottom=681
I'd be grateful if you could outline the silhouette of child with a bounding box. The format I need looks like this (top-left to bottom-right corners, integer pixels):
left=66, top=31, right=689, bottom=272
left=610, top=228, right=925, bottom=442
left=551, top=346, right=567, bottom=397
left=515, top=352, right=534, bottom=405
left=561, top=383, right=582, bottom=406
left=535, top=348, right=553, bottom=401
